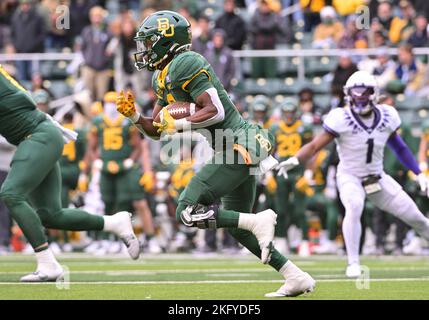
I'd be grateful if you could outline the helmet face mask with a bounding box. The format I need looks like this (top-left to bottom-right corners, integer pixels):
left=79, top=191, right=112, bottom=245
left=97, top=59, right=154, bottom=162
left=347, top=86, right=376, bottom=116
left=134, top=34, right=161, bottom=71
left=280, top=99, right=299, bottom=125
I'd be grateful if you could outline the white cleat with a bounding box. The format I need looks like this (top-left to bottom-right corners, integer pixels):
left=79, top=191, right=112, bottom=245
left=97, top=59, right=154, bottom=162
left=265, top=261, right=316, bottom=297
left=345, top=263, right=362, bottom=278
left=112, top=211, right=140, bottom=260
left=20, top=265, right=64, bottom=283
left=252, top=209, right=277, bottom=264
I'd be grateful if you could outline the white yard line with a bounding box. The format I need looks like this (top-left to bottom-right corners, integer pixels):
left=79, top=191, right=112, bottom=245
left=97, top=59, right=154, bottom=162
left=1, top=266, right=428, bottom=275
left=0, top=278, right=429, bottom=285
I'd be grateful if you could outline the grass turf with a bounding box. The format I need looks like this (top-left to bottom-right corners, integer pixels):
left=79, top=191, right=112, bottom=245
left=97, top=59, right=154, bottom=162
left=0, top=253, right=428, bottom=300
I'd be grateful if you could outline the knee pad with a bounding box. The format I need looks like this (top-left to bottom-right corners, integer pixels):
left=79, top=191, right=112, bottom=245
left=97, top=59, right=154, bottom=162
left=179, top=203, right=219, bottom=229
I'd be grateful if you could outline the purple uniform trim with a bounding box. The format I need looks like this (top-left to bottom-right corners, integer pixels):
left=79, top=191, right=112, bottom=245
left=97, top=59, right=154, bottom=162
left=387, top=132, right=421, bottom=175
left=323, top=123, right=339, bottom=137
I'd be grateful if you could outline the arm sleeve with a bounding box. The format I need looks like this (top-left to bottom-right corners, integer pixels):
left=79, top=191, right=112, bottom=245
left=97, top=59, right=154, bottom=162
left=387, top=132, right=421, bottom=175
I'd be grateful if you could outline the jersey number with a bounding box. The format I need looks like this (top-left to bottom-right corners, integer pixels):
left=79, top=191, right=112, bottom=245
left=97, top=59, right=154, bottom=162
left=62, top=141, right=76, bottom=161
left=366, top=138, right=374, bottom=164
left=277, top=133, right=302, bottom=158
left=103, top=128, right=123, bottom=150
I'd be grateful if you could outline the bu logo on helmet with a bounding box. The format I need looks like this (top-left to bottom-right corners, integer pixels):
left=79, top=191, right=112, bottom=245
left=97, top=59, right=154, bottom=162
left=157, top=18, right=175, bottom=37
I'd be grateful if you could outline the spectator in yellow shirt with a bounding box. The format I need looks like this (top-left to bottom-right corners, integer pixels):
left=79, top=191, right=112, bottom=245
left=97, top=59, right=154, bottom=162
left=313, top=6, right=344, bottom=48
left=389, top=0, right=416, bottom=44
left=333, top=0, right=367, bottom=17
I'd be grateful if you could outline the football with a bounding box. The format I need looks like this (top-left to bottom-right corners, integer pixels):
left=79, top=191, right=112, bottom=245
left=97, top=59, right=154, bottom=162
left=153, top=102, right=203, bottom=123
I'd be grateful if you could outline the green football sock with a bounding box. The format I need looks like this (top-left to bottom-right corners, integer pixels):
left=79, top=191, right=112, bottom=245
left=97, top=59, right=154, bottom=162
left=216, top=209, right=240, bottom=228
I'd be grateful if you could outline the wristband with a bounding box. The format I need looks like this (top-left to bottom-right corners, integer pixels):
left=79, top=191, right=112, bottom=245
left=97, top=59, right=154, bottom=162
left=130, top=111, right=141, bottom=123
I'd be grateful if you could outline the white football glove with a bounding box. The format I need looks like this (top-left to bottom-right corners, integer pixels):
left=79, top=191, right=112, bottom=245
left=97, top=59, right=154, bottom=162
left=417, top=173, right=429, bottom=198
left=276, top=156, right=300, bottom=179
left=257, top=155, right=279, bottom=175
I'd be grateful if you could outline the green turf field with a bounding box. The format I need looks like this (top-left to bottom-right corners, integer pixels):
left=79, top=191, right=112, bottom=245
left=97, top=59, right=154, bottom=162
left=0, top=253, right=428, bottom=299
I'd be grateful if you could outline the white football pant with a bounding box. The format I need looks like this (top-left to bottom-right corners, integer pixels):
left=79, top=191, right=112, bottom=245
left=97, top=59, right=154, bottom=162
left=337, top=172, right=429, bottom=265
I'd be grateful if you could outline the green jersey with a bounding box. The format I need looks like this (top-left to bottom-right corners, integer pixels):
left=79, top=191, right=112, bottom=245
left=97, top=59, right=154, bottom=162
left=0, top=65, right=46, bottom=145
left=60, top=124, right=87, bottom=168
left=91, top=115, right=136, bottom=174
left=269, top=119, right=313, bottom=162
left=152, top=51, right=273, bottom=164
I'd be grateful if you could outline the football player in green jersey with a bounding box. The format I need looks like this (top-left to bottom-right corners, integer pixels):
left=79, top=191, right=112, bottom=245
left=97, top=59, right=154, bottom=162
left=269, top=99, right=314, bottom=256
left=115, top=10, right=315, bottom=297
left=60, top=112, right=87, bottom=208
left=83, top=91, right=157, bottom=253
left=0, top=65, right=140, bottom=282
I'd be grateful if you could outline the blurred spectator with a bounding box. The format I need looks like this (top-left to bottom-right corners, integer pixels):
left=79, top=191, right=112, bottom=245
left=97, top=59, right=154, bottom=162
left=337, top=14, right=368, bottom=49
left=249, top=0, right=287, bottom=78
left=375, top=1, right=393, bottom=33
left=0, top=136, right=15, bottom=254
left=11, top=0, right=47, bottom=80
left=331, top=52, right=358, bottom=102
left=389, top=0, right=415, bottom=44
left=386, top=44, right=425, bottom=95
left=80, top=6, right=113, bottom=101
left=368, top=19, right=390, bottom=48
left=300, top=0, right=324, bottom=32
left=40, top=0, right=73, bottom=50
left=215, top=0, right=247, bottom=50
left=413, top=0, right=429, bottom=20
left=298, top=88, right=324, bottom=125
left=192, top=15, right=211, bottom=55
left=31, top=72, right=55, bottom=98
left=32, top=88, right=51, bottom=114
left=358, top=48, right=396, bottom=89
left=109, top=12, right=146, bottom=97
left=407, top=14, right=428, bottom=48
left=205, top=29, right=236, bottom=92
left=0, top=0, right=19, bottom=25
left=69, top=0, right=97, bottom=42
left=0, top=25, right=11, bottom=52
left=312, top=6, right=344, bottom=48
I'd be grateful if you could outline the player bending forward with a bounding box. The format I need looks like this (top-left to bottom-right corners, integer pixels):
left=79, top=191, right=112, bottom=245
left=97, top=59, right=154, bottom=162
left=0, top=65, right=140, bottom=282
left=276, top=71, right=429, bottom=277
left=115, top=10, right=315, bottom=297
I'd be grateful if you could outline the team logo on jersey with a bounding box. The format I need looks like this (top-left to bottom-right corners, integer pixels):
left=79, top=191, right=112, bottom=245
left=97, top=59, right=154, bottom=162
left=255, top=133, right=272, bottom=153
left=157, top=18, right=175, bottom=37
